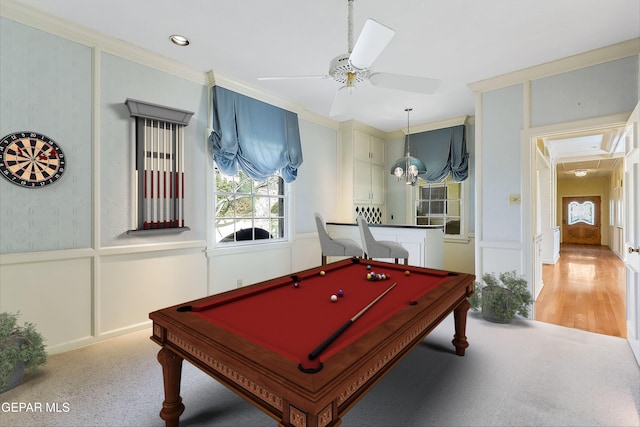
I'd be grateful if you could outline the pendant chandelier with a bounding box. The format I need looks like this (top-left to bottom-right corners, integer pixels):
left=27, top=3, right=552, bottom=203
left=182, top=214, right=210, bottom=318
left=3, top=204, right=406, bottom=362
left=390, top=108, right=426, bottom=186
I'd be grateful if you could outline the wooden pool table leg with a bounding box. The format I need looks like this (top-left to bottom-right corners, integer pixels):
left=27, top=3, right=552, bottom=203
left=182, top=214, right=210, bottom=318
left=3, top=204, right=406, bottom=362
left=157, top=348, right=186, bottom=427
left=452, top=299, right=470, bottom=356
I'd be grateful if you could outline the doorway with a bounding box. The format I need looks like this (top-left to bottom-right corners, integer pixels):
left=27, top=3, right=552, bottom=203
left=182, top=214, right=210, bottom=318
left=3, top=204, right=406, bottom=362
left=528, top=115, right=628, bottom=338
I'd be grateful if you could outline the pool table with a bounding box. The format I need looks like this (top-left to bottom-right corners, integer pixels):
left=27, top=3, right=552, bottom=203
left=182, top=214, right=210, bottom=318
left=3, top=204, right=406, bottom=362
left=150, top=258, right=475, bottom=427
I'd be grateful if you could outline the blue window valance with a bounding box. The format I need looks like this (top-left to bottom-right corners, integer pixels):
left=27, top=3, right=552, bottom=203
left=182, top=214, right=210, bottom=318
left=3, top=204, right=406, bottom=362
left=411, top=125, right=468, bottom=182
left=209, top=86, right=303, bottom=183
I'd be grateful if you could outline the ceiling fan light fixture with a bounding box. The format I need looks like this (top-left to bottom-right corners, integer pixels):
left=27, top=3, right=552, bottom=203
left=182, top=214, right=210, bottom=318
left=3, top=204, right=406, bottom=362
left=575, top=169, right=588, bottom=177
left=169, top=34, right=190, bottom=46
left=390, top=108, right=426, bottom=186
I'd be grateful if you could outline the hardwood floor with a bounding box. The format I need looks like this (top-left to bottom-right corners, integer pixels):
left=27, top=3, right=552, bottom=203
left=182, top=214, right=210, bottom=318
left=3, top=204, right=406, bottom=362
left=535, top=243, right=626, bottom=338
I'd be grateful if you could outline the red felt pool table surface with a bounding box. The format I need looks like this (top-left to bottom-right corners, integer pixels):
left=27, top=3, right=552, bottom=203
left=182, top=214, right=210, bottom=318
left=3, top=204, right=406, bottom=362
left=150, top=258, right=475, bottom=427
left=191, top=259, right=449, bottom=367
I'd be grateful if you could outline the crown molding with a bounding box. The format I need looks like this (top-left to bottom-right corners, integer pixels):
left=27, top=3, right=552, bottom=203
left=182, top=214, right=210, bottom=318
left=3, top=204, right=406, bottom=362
left=468, top=38, right=640, bottom=93
left=1, top=0, right=208, bottom=85
left=409, top=116, right=469, bottom=134
left=1, top=0, right=340, bottom=130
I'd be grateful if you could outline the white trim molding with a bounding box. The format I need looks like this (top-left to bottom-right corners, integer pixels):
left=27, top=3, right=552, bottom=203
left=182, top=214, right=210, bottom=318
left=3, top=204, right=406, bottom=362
left=469, top=38, right=640, bottom=94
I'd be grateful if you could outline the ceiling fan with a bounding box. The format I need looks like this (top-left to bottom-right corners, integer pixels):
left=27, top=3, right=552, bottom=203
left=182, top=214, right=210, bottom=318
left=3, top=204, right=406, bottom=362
left=258, top=0, right=441, bottom=116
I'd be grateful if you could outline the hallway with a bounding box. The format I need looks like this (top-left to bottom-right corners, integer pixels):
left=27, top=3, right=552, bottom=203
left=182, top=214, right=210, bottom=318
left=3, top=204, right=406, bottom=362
left=536, top=244, right=626, bottom=338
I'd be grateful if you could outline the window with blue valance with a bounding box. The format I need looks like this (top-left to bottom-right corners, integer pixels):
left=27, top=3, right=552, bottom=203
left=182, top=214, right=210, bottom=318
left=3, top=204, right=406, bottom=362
left=411, top=125, right=468, bottom=182
left=209, top=86, right=303, bottom=183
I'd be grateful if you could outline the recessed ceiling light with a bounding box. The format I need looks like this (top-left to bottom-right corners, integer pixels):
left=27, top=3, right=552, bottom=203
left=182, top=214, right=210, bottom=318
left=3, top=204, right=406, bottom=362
left=574, top=169, right=587, bottom=177
left=170, top=34, right=190, bottom=46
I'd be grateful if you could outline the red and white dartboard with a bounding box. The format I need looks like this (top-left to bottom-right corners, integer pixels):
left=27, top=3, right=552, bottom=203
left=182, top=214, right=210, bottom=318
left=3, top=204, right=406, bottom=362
left=0, top=131, right=66, bottom=188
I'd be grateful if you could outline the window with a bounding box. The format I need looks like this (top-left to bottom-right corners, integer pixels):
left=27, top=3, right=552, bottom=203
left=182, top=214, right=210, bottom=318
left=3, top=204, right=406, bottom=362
left=415, top=177, right=463, bottom=236
left=214, top=168, right=286, bottom=244
left=568, top=201, right=595, bottom=225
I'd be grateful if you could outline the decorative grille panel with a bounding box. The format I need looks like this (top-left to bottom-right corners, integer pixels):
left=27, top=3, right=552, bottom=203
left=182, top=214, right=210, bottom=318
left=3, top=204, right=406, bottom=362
left=354, top=205, right=383, bottom=224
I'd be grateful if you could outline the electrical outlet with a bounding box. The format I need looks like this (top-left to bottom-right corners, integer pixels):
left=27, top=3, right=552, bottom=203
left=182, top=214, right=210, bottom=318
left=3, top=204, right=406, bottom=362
left=508, top=194, right=521, bottom=205
left=236, top=279, right=243, bottom=288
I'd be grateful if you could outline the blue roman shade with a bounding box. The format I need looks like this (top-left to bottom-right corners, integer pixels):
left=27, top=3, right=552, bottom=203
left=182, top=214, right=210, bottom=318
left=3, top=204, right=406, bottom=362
left=411, top=125, right=468, bottom=182
left=209, top=86, right=303, bottom=182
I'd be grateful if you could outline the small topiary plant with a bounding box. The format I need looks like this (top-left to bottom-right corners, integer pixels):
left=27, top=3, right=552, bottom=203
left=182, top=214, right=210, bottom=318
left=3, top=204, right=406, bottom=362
left=468, top=271, right=533, bottom=323
left=0, top=312, right=46, bottom=391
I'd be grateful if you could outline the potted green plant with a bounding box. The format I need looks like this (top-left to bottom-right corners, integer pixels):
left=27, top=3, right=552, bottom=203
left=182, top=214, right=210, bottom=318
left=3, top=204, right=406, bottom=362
left=0, top=312, right=46, bottom=393
left=468, top=271, right=534, bottom=323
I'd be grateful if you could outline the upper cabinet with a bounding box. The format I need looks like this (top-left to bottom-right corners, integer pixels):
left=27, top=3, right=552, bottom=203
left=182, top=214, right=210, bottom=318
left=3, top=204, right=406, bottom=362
left=353, top=130, right=385, bottom=204
left=338, top=123, right=386, bottom=223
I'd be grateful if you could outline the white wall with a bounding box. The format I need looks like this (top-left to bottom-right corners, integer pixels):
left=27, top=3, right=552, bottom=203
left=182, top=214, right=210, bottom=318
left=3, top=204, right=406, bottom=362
left=0, top=8, right=337, bottom=354
left=472, top=40, right=640, bottom=310
left=0, top=12, right=211, bottom=353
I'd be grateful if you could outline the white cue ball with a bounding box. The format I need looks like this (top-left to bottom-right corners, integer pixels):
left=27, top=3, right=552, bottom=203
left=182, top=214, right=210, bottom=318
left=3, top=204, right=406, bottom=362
left=330, top=294, right=338, bottom=302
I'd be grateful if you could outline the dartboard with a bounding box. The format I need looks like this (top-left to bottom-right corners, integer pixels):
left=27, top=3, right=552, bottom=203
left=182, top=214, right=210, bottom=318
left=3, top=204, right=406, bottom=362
left=0, top=131, right=66, bottom=188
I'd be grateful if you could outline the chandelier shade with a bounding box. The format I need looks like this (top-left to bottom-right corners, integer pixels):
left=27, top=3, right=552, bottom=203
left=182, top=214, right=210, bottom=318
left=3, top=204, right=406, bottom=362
left=390, top=108, right=426, bottom=186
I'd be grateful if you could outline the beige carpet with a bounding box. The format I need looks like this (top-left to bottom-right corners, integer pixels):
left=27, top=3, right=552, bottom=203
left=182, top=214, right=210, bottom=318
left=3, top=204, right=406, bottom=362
left=1, top=313, right=638, bottom=427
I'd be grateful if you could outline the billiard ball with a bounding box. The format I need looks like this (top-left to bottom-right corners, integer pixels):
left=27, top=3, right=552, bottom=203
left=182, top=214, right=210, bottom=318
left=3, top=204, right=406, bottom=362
left=320, top=271, right=325, bottom=276
left=367, top=265, right=372, bottom=270
left=294, top=282, right=300, bottom=288
left=330, top=294, right=338, bottom=302
left=405, top=270, right=411, bottom=276
left=337, top=290, right=344, bottom=297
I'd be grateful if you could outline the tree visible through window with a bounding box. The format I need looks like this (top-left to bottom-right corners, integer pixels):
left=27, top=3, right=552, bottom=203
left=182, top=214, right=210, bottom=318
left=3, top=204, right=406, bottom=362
left=214, top=168, right=285, bottom=243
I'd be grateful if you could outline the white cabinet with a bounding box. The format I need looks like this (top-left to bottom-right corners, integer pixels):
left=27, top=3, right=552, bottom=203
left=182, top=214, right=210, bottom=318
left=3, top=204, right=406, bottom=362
left=353, top=129, right=384, bottom=204
left=338, top=123, right=386, bottom=222
left=541, top=226, right=560, bottom=264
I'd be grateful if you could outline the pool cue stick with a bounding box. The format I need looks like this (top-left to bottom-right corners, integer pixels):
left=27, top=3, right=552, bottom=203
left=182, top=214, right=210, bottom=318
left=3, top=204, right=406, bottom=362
left=155, top=121, right=160, bottom=228
left=308, top=282, right=397, bottom=361
left=161, top=122, right=167, bottom=228
left=180, top=125, right=185, bottom=227
left=168, top=124, right=174, bottom=227
left=143, top=119, right=150, bottom=229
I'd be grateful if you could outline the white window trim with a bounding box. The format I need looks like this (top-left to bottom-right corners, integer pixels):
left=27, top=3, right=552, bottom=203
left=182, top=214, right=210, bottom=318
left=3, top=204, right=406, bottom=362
left=212, top=167, right=291, bottom=247
left=412, top=177, right=471, bottom=241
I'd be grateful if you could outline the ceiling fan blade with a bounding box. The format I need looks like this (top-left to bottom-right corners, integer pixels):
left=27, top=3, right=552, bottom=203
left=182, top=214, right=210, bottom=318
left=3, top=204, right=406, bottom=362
left=349, top=19, right=395, bottom=70
left=257, top=75, right=329, bottom=81
left=369, top=72, right=441, bottom=94
left=329, top=86, right=357, bottom=117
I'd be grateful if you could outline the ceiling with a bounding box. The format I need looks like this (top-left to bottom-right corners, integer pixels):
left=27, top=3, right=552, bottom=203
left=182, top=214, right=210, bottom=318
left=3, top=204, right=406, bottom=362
left=544, top=127, right=626, bottom=180
left=6, top=0, right=640, bottom=177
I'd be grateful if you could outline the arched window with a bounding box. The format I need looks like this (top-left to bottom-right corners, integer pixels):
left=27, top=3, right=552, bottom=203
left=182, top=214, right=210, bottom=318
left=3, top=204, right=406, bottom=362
left=568, top=201, right=595, bottom=225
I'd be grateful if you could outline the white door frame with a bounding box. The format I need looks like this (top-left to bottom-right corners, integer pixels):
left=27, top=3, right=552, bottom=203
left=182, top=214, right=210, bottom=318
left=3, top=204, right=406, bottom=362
left=623, top=103, right=640, bottom=364
left=522, top=112, right=630, bottom=319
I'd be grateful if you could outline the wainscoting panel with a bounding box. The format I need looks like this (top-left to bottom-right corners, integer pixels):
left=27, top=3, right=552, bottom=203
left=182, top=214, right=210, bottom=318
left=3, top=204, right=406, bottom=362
left=0, top=257, right=93, bottom=352
left=99, top=247, right=207, bottom=336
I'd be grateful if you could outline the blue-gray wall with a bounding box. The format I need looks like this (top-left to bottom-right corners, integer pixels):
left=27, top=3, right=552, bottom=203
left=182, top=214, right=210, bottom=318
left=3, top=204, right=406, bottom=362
left=531, top=57, right=638, bottom=127
left=0, top=18, right=93, bottom=252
